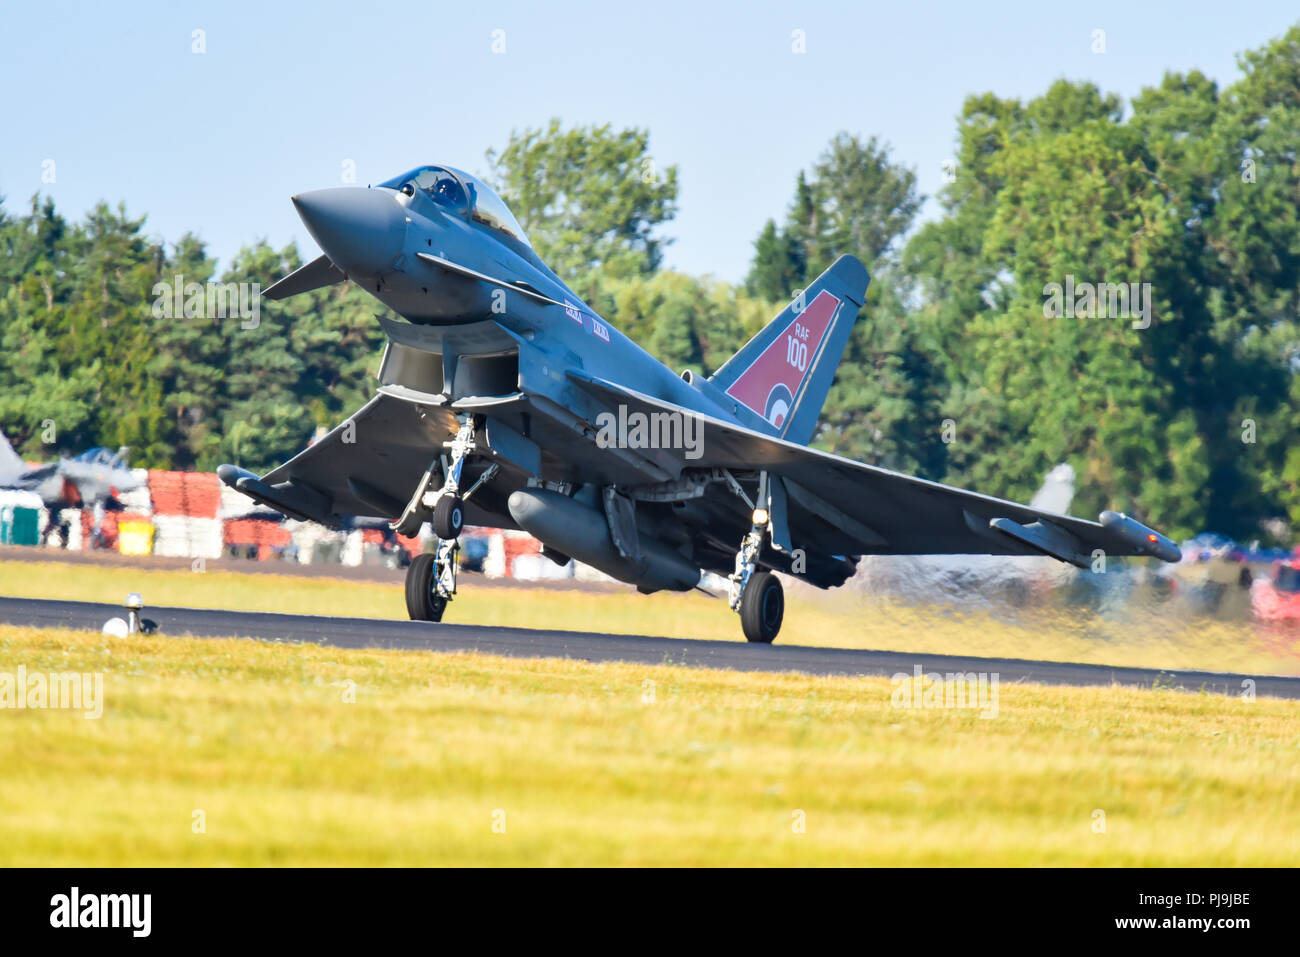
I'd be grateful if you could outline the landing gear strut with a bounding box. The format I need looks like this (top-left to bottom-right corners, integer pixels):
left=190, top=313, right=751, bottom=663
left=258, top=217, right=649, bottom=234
left=429, top=415, right=476, bottom=539
left=726, top=470, right=784, bottom=643
left=400, top=414, right=499, bottom=623
left=391, top=415, right=477, bottom=539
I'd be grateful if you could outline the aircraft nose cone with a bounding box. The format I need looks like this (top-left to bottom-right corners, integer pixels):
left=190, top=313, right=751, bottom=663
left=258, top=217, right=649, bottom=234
left=291, top=188, right=405, bottom=275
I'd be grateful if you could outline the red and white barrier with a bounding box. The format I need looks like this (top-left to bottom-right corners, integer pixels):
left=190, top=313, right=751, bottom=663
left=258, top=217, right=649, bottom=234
left=25, top=468, right=605, bottom=580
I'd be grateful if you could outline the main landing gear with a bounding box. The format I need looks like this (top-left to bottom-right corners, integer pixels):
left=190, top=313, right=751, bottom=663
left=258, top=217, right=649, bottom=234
left=433, top=495, right=463, bottom=541
left=399, top=414, right=497, bottom=623
left=726, top=470, right=785, bottom=644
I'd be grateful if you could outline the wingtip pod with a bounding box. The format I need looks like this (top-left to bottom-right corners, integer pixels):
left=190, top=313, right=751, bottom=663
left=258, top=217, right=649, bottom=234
left=1099, top=510, right=1182, bottom=563
left=216, top=464, right=257, bottom=488
left=217, top=463, right=335, bottom=527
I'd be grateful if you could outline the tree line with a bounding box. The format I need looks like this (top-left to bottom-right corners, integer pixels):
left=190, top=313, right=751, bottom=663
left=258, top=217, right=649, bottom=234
left=1, top=25, right=1297, bottom=542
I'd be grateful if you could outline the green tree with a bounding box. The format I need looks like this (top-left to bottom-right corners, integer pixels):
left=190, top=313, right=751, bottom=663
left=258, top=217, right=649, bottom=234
left=486, top=119, right=679, bottom=295
left=745, top=219, right=805, bottom=300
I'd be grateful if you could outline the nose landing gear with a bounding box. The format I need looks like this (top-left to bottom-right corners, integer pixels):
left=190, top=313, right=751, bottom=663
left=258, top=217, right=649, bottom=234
left=405, top=552, right=449, bottom=622
left=405, top=523, right=460, bottom=622
left=400, top=414, right=499, bottom=623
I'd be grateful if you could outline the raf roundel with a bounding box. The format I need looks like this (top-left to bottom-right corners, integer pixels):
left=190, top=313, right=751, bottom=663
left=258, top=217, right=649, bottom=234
left=763, top=383, right=794, bottom=428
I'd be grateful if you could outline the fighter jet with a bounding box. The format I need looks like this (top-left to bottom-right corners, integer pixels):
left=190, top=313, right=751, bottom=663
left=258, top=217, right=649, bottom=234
left=219, top=164, right=1180, bottom=643
left=0, top=431, right=143, bottom=509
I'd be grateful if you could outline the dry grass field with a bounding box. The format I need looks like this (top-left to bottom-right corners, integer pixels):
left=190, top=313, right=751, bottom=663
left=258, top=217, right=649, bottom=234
left=1, top=622, right=1297, bottom=866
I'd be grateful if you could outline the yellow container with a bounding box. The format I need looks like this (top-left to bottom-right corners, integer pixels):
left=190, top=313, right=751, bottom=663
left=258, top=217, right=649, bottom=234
left=118, top=520, right=156, bottom=556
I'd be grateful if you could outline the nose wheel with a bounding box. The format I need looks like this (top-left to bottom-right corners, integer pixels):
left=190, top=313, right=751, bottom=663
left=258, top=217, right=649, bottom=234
left=405, top=553, right=447, bottom=621
left=396, top=415, right=503, bottom=623
left=405, top=540, right=458, bottom=622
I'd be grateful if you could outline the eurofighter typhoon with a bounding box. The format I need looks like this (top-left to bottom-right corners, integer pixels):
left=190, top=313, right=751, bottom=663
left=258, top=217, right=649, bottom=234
left=219, top=165, right=1180, bottom=642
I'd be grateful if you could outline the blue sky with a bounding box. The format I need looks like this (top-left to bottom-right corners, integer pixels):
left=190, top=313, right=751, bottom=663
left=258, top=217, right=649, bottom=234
left=1, top=1, right=1295, bottom=284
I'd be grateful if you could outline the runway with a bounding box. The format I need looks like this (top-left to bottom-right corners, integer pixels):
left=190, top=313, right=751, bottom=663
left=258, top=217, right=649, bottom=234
left=2, top=595, right=1298, bottom=699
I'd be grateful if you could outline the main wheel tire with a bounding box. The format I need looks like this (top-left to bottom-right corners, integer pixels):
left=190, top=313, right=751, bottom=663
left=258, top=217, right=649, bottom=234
left=404, top=553, right=447, bottom=622
left=432, top=495, right=464, bottom=540
left=740, top=570, right=783, bottom=644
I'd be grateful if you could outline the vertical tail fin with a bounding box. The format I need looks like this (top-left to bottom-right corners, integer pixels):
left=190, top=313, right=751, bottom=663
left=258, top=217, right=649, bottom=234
left=709, top=254, right=869, bottom=446
left=0, top=430, right=27, bottom=484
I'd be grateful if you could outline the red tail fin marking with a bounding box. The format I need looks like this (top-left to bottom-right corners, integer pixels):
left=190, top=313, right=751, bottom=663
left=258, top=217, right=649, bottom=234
left=724, top=290, right=840, bottom=428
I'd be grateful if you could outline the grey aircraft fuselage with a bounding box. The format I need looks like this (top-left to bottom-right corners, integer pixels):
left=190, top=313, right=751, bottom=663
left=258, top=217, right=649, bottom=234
left=264, top=165, right=828, bottom=596
left=291, top=173, right=771, bottom=448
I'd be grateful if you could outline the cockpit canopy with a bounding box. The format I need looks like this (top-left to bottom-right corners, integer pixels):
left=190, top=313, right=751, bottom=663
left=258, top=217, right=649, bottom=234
left=73, top=447, right=124, bottom=468
left=377, top=165, right=530, bottom=247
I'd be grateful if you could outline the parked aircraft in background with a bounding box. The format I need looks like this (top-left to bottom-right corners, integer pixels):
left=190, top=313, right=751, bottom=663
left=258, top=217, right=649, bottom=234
left=0, top=432, right=142, bottom=510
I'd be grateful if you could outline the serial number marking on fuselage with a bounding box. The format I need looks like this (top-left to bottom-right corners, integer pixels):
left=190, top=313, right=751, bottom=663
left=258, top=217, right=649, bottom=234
left=564, top=299, right=610, bottom=343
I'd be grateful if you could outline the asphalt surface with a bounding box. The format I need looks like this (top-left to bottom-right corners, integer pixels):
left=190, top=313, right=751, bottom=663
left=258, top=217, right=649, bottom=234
left=2, top=595, right=1299, bottom=699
